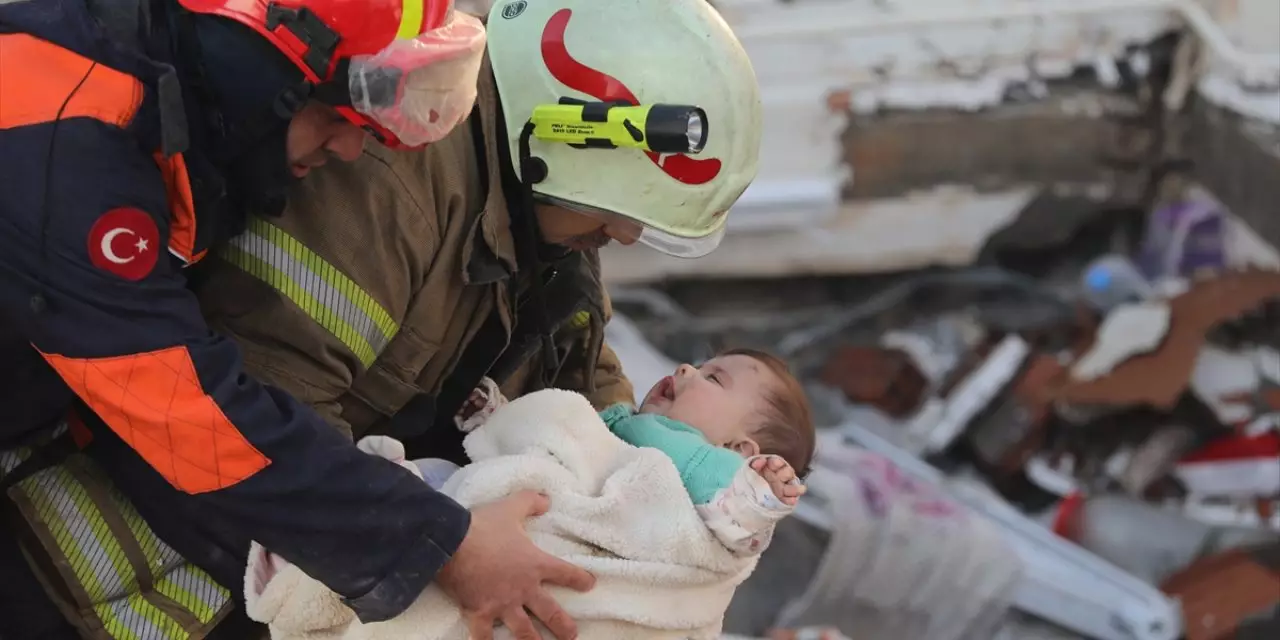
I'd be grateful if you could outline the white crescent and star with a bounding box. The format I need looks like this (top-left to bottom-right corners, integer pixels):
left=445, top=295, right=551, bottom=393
left=99, top=227, right=150, bottom=265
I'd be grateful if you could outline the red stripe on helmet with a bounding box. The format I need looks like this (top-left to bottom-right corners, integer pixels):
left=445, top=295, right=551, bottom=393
left=539, top=9, right=721, bottom=186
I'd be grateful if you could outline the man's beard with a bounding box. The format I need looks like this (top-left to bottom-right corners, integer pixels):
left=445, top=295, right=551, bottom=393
left=224, top=124, right=298, bottom=218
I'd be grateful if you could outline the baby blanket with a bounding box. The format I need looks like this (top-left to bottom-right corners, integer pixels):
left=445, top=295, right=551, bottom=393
left=245, top=389, right=759, bottom=639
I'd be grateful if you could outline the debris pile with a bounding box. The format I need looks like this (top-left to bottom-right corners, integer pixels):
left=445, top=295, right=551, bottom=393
left=614, top=196, right=1280, bottom=639
left=807, top=248, right=1280, bottom=635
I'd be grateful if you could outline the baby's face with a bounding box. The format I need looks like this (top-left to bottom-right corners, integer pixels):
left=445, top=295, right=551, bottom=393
left=639, top=354, right=781, bottom=455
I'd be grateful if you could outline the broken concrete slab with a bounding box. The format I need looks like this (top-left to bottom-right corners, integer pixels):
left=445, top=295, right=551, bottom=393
left=1050, top=270, right=1280, bottom=409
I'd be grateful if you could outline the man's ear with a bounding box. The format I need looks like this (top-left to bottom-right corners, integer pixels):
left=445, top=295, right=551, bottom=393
left=730, top=437, right=760, bottom=458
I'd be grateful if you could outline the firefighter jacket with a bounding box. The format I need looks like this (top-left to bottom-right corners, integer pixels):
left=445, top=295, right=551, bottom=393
left=0, top=0, right=469, bottom=623
left=196, top=54, right=636, bottom=454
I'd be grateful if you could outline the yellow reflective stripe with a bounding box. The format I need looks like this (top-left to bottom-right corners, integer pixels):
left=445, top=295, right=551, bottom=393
left=112, top=480, right=231, bottom=625
left=222, top=244, right=378, bottom=366
left=92, top=594, right=185, bottom=640
left=222, top=217, right=400, bottom=367
left=64, top=475, right=139, bottom=595
left=134, top=593, right=189, bottom=639
left=19, top=468, right=132, bottom=636
left=397, top=0, right=425, bottom=39
left=50, top=469, right=185, bottom=639
left=5, top=451, right=230, bottom=639
left=245, top=217, right=399, bottom=340
left=155, top=565, right=228, bottom=624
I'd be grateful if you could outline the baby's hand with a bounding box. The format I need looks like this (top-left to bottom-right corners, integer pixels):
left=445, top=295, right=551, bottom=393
left=454, top=377, right=507, bottom=433
left=750, top=456, right=806, bottom=506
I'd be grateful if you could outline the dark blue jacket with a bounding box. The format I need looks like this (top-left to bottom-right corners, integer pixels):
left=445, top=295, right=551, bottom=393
left=0, top=0, right=469, bottom=622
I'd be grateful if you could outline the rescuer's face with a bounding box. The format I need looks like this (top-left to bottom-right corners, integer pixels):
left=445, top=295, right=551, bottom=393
left=533, top=204, right=641, bottom=252
left=286, top=102, right=367, bottom=178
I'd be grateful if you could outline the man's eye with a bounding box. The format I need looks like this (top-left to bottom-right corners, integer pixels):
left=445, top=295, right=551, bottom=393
left=708, top=373, right=722, bottom=385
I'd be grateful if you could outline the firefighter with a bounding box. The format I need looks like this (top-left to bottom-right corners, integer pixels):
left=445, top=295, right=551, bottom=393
left=0, top=0, right=596, bottom=638
left=193, top=0, right=763, bottom=636
left=197, top=0, right=764, bottom=625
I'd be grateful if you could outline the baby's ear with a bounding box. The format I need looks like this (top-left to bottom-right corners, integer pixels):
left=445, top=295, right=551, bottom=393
left=730, top=437, right=761, bottom=458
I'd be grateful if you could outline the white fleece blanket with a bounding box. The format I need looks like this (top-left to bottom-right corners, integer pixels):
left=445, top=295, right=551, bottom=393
left=245, top=389, right=759, bottom=639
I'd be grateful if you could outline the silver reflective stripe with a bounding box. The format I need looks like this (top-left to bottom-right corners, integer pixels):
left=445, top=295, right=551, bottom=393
left=223, top=217, right=399, bottom=367
left=1, top=444, right=232, bottom=638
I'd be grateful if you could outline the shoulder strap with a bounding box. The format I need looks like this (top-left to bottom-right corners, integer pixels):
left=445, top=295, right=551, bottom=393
left=0, top=432, right=77, bottom=495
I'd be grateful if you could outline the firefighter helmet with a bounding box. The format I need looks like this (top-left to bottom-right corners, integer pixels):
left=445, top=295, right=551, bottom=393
left=178, top=0, right=486, bottom=148
left=486, top=0, right=762, bottom=257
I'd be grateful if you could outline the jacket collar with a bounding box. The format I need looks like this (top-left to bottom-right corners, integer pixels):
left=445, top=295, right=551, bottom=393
left=460, top=56, right=518, bottom=286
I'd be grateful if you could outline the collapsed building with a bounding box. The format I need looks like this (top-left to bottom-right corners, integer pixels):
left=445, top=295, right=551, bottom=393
left=593, top=1, right=1280, bottom=639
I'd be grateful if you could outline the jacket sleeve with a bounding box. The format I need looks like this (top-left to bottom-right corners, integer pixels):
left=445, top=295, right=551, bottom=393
left=585, top=339, right=638, bottom=408
left=1, top=120, right=465, bottom=622
left=198, top=151, right=439, bottom=440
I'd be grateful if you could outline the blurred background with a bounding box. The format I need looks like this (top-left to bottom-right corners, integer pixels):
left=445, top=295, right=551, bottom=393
left=472, top=1, right=1280, bottom=638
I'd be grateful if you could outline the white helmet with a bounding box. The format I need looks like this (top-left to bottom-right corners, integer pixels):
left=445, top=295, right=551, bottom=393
left=486, top=0, right=762, bottom=257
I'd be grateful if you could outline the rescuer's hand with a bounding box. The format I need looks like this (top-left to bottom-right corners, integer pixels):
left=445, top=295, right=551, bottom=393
left=436, top=490, right=595, bottom=640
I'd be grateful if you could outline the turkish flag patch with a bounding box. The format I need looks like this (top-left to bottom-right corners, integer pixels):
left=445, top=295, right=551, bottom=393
left=87, top=207, right=160, bottom=281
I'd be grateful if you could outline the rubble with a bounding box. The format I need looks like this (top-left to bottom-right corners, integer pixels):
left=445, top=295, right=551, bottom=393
left=612, top=206, right=1280, bottom=640
left=1160, top=542, right=1280, bottom=640
left=800, top=264, right=1280, bottom=637
left=1048, top=269, right=1280, bottom=409
left=818, top=346, right=928, bottom=418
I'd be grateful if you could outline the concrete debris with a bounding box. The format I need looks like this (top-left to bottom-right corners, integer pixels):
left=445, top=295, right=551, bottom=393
left=1069, top=302, right=1170, bottom=382
left=617, top=246, right=1280, bottom=640
left=1118, top=425, right=1198, bottom=498
left=791, top=260, right=1280, bottom=639
left=1051, top=269, right=1280, bottom=409
left=819, top=346, right=928, bottom=418
left=967, top=354, right=1065, bottom=478
left=1160, top=542, right=1280, bottom=640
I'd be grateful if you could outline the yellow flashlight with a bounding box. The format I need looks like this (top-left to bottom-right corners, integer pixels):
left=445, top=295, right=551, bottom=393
left=529, top=99, right=708, bottom=154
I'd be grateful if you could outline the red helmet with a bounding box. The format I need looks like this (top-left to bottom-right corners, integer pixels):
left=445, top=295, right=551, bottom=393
left=178, top=0, right=486, bottom=148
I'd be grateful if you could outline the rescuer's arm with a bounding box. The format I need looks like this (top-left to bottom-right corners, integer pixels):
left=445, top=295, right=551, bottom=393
left=584, top=339, right=638, bottom=408
left=11, top=125, right=465, bottom=623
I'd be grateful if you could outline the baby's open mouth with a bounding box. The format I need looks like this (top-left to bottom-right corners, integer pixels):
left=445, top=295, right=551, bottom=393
left=656, top=375, right=675, bottom=401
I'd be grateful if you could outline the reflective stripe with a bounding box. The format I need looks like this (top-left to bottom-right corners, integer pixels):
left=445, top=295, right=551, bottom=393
left=2, top=447, right=232, bottom=638
left=397, top=0, right=425, bottom=39
left=155, top=564, right=230, bottom=625
left=222, top=216, right=400, bottom=367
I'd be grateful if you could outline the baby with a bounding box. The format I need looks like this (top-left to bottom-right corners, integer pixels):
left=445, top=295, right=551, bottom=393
left=245, top=350, right=816, bottom=639
left=447, top=347, right=816, bottom=554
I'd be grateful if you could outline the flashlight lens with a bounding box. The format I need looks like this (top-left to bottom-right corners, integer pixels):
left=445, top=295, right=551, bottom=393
left=686, top=111, right=705, bottom=153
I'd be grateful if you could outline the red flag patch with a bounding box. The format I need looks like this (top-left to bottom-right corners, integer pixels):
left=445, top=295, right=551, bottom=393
left=87, top=207, right=160, bottom=281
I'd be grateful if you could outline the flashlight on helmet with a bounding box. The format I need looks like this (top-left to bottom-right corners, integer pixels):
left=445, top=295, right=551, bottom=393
left=530, top=99, right=708, bottom=154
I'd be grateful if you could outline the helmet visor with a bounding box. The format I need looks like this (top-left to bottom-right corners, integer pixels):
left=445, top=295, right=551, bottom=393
left=347, top=12, right=486, bottom=149
left=536, top=194, right=726, bottom=259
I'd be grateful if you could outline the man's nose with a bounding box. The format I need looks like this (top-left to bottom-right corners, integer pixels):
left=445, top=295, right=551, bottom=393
left=326, top=123, right=368, bottom=162
left=675, top=364, right=696, bottom=378
left=604, top=220, right=642, bottom=245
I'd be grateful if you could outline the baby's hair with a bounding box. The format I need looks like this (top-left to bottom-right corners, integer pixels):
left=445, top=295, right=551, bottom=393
left=719, top=348, right=816, bottom=478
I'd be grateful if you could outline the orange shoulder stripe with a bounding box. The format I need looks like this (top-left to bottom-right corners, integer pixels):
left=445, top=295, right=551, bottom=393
left=39, top=346, right=271, bottom=495
left=0, top=33, right=143, bottom=130
left=153, top=152, right=206, bottom=264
